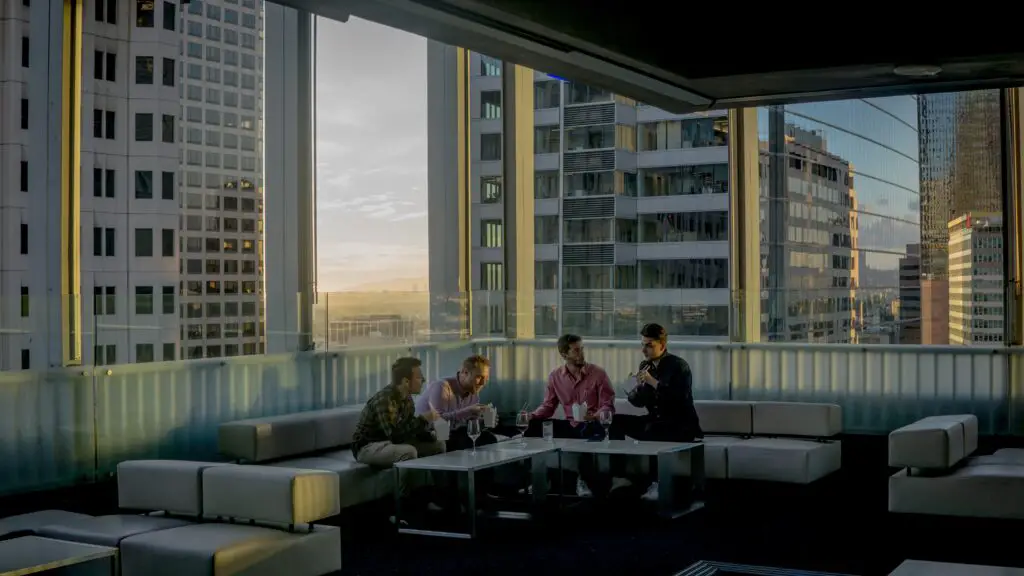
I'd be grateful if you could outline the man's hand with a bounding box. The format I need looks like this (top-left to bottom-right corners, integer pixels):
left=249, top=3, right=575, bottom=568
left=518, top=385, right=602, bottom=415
left=638, top=369, right=658, bottom=388
left=462, top=404, right=485, bottom=418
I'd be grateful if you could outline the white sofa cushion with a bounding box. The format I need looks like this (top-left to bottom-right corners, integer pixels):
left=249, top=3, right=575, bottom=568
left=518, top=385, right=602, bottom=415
left=918, top=414, right=978, bottom=457
left=700, top=436, right=746, bottom=479
left=695, top=401, right=753, bottom=435
left=751, top=402, right=842, bottom=437
left=203, top=466, right=340, bottom=526
left=889, top=416, right=969, bottom=469
left=727, top=438, right=842, bottom=484
left=117, top=460, right=232, bottom=516
left=37, top=514, right=191, bottom=547
left=306, top=405, right=363, bottom=450
left=889, top=464, right=1024, bottom=519
left=218, top=414, right=318, bottom=463
left=119, top=522, right=341, bottom=576
left=268, top=451, right=394, bottom=509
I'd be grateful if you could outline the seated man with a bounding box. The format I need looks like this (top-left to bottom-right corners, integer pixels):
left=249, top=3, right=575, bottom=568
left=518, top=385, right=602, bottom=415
left=527, top=333, right=627, bottom=497
left=352, top=357, right=444, bottom=521
left=415, top=354, right=495, bottom=451
left=610, top=323, right=703, bottom=501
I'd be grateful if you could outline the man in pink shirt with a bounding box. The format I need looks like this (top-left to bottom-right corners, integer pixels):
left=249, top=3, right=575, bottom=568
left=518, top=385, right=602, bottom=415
left=526, top=334, right=626, bottom=496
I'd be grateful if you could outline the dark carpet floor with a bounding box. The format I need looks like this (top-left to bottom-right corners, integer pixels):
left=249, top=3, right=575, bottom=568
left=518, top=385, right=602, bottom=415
left=4, top=435, right=1024, bottom=576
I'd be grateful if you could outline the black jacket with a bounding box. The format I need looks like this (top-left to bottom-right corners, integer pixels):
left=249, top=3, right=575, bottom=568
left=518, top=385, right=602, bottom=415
left=627, top=352, right=702, bottom=439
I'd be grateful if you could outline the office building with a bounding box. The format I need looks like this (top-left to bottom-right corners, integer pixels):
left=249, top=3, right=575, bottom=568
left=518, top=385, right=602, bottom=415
left=948, top=213, right=1004, bottom=345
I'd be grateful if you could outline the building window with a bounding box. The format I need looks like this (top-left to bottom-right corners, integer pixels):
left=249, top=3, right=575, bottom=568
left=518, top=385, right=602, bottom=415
left=135, top=56, right=153, bottom=84
left=161, top=171, right=174, bottom=200
left=480, top=91, right=501, bottom=119
left=20, top=223, right=28, bottom=254
left=136, top=343, right=154, bottom=362
left=161, top=57, right=175, bottom=86
left=161, top=228, right=174, bottom=257
left=96, top=344, right=117, bottom=366
left=21, top=349, right=30, bottom=370
left=20, top=161, right=28, bottom=192
left=135, top=286, right=153, bottom=314
left=535, top=171, right=559, bottom=199
left=480, top=133, right=501, bottom=161
left=481, top=176, right=502, bottom=203
left=20, top=287, right=29, bottom=317
left=94, top=51, right=103, bottom=80
left=136, top=0, right=154, bottom=26
left=162, top=286, right=174, bottom=314
left=135, top=113, right=153, bottom=141
left=480, top=55, right=501, bottom=77
left=105, top=169, right=115, bottom=197
left=93, top=168, right=103, bottom=197
left=161, top=114, right=174, bottom=143
left=481, top=220, right=503, bottom=248
left=105, top=228, right=115, bottom=256
left=105, top=110, right=115, bottom=139
left=135, top=228, right=153, bottom=257
left=20, top=99, right=28, bottom=130
left=135, top=170, right=153, bottom=199
left=535, top=126, right=560, bottom=154
left=93, top=109, right=102, bottom=138
left=21, top=37, right=29, bottom=68
left=98, top=0, right=117, bottom=24
left=481, top=262, right=504, bottom=290
left=162, top=0, right=175, bottom=30
left=162, top=342, right=175, bottom=361
left=106, top=52, right=116, bottom=81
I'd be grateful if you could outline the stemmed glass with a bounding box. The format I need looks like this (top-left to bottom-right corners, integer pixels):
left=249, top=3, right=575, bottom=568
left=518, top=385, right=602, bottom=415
left=515, top=410, right=530, bottom=447
left=467, top=418, right=482, bottom=454
left=598, top=410, right=613, bottom=445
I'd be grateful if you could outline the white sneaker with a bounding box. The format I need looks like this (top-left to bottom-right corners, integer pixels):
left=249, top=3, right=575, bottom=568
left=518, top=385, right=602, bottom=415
left=576, top=478, right=593, bottom=498
left=388, top=515, right=409, bottom=526
left=640, top=482, right=659, bottom=502
left=609, top=477, right=633, bottom=493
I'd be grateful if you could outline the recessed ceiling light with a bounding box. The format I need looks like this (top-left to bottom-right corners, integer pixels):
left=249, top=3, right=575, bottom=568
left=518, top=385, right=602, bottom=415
left=893, top=65, right=942, bottom=78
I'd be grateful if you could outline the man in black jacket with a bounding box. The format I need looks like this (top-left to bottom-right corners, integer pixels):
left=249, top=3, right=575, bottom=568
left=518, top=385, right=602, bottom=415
left=609, top=323, right=702, bottom=500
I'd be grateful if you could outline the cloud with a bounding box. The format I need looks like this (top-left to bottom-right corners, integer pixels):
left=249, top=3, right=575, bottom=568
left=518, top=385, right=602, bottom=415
left=313, top=16, right=429, bottom=291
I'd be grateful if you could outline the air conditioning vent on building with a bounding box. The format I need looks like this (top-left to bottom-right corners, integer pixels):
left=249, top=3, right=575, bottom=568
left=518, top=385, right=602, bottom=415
left=562, top=244, right=614, bottom=266
left=564, top=103, right=615, bottom=127
left=563, top=197, right=614, bottom=219
left=564, top=150, right=615, bottom=173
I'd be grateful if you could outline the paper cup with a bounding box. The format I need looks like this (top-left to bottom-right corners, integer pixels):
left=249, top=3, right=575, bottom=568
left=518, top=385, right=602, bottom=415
left=433, top=418, right=450, bottom=441
left=483, top=407, right=497, bottom=428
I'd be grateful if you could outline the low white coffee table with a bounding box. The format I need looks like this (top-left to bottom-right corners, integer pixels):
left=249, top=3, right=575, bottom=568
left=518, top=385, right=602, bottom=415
left=0, top=535, right=116, bottom=575
left=890, top=560, right=1024, bottom=575
left=394, top=441, right=558, bottom=539
left=559, top=439, right=705, bottom=519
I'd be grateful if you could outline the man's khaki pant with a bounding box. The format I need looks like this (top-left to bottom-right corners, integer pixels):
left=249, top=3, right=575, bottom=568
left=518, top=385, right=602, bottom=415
left=356, top=440, right=446, bottom=494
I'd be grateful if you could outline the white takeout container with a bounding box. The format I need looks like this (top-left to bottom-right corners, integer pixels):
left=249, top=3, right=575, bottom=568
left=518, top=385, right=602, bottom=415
left=433, top=418, right=450, bottom=441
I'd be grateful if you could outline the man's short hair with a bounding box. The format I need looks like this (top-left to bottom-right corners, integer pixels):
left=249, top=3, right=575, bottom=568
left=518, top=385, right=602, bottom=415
left=640, top=323, right=668, bottom=343
left=557, top=333, right=583, bottom=356
left=391, top=357, right=422, bottom=386
left=462, top=354, right=490, bottom=374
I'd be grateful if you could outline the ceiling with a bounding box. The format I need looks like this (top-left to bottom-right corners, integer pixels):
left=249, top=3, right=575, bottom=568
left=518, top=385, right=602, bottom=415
left=275, top=0, right=1024, bottom=113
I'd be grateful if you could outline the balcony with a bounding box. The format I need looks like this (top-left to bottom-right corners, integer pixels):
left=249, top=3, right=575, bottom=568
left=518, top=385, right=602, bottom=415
left=0, top=338, right=1014, bottom=497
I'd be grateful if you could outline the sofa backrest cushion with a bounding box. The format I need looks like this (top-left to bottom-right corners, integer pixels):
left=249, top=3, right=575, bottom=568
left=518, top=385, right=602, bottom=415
left=751, top=401, right=842, bottom=437
left=202, top=465, right=340, bottom=525
left=888, top=415, right=974, bottom=469
left=117, top=460, right=231, bottom=516
left=695, top=401, right=753, bottom=435
left=307, top=406, right=363, bottom=451
left=218, top=405, right=366, bottom=462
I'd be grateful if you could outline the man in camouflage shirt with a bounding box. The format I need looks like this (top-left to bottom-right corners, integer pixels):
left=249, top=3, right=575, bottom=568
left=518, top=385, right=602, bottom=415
left=352, top=357, right=444, bottom=470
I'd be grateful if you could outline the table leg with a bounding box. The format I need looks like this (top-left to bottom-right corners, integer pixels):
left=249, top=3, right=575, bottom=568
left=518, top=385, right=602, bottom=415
left=393, top=467, right=402, bottom=528
left=657, top=446, right=705, bottom=519
left=467, top=470, right=478, bottom=538
left=530, top=454, right=549, bottom=518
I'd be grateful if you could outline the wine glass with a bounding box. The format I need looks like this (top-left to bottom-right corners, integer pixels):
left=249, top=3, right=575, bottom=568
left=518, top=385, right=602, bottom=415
left=515, top=410, right=530, bottom=447
left=467, top=418, right=482, bottom=453
left=598, top=410, right=613, bottom=444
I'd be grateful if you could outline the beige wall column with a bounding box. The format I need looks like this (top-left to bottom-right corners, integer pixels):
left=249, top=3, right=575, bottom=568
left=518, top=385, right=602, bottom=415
left=501, top=62, right=535, bottom=339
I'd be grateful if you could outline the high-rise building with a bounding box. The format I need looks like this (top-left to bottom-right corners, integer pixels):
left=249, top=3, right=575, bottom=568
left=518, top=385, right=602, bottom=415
left=180, top=0, right=265, bottom=359
left=948, top=213, right=1004, bottom=345
left=898, top=243, right=922, bottom=344
left=918, top=91, right=1003, bottom=343
left=427, top=46, right=730, bottom=340
left=0, top=0, right=264, bottom=370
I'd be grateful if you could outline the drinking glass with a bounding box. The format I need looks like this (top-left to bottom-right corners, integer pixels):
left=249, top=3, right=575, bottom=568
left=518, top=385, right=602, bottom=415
left=467, top=418, right=482, bottom=453
left=542, top=420, right=554, bottom=443
left=515, top=410, right=530, bottom=447
left=598, top=410, right=613, bottom=444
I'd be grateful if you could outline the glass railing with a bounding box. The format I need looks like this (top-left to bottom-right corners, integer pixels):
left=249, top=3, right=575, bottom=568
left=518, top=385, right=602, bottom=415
left=1, top=287, right=1021, bottom=496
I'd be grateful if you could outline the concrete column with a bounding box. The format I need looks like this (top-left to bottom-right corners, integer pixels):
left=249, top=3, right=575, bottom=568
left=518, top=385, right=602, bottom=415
left=728, top=107, right=761, bottom=344
left=501, top=62, right=534, bottom=339
left=264, top=5, right=316, bottom=352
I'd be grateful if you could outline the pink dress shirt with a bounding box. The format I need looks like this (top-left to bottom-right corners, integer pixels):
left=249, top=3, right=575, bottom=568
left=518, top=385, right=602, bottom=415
left=531, top=363, right=615, bottom=426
